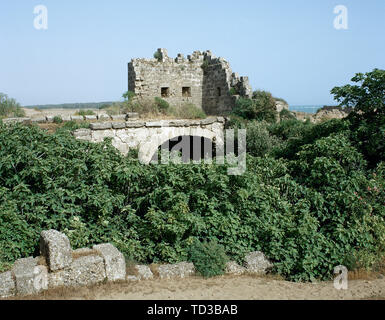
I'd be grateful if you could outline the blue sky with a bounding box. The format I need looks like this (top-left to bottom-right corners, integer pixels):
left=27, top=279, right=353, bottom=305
left=0, top=0, right=384, bottom=106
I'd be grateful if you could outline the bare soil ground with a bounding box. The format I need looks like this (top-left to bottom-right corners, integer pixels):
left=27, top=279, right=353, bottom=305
left=8, top=274, right=385, bottom=300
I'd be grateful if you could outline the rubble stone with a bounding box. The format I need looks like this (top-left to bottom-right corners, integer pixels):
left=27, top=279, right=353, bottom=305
left=157, top=262, right=195, bottom=279
left=0, top=271, right=16, bottom=298
left=92, top=243, right=126, bottom=281
left=244, top=251, right=273, bottom=274
left=48, top=255, right=106, bottom=288
left=40, top=230, right=73, bottom=271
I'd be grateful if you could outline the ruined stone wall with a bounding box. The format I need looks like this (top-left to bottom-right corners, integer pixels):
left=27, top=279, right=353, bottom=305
left=128, top=49, right=204, bottom=110
left=0, top=229, right=272, bottom=298
left=72, top=117, right=226, bottom=164
left=127, top=49, right=252, bottom=116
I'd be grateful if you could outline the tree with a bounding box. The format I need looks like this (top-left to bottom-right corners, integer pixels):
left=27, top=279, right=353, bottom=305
left=331, top=69, right=385, bottom=166
left=232, top=90, right=277, bottom=123
left=0, top=93, right=25, bottom=118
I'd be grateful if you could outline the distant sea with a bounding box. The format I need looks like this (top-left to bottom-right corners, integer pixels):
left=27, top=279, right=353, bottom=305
left=289, top=105, right=325, bottom=114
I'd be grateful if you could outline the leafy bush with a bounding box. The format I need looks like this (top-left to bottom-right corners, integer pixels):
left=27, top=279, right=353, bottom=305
left=154, top=97, right=170, bottom=113
left=188, top=239, right=228, bottom=278
left=0, top=93, right=25, bottom=118
left=229, top=87, right=239, bottom=96
left=75, top=110, right=95, bottom=116
left=232, top=90, right=277, bottom=122
left=153, top=51, right=162, bottom=61
left=230, top=120, right=283, bottom=157
left=53, top=116, right=63, bottom=124
left=279, top=109, right=296, bottom=121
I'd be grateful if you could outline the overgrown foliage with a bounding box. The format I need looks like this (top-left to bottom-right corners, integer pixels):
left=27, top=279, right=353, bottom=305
left=0, top=70, right=384, bottom=282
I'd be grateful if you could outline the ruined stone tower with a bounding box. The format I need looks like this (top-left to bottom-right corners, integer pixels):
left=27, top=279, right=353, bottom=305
left=127, top=49, right=252, bottom=115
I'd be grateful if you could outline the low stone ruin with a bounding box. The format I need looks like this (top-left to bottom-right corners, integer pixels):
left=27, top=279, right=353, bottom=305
left=0, top=229, right=273, bottom=298
left=1, top=113, right=140, bottom=125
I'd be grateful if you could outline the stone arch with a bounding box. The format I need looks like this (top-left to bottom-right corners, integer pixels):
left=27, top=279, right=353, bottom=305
left=138, top=127, right=224, bottom=164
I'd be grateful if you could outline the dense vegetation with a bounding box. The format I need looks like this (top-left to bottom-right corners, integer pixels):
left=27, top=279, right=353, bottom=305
left=0, top=93, right=25, bottom=119
left=0, top=69, right=384, bottom=281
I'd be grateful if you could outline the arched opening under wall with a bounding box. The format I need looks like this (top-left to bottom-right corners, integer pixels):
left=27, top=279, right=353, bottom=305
left=150, top=135, right=216, bottom=164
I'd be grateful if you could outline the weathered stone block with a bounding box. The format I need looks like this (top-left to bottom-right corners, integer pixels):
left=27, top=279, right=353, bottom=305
left=126, top=275, right=139, bottom=281
left=98, top=114, right=111, bottom=120
left=92, top=243, right=126, bottom=281
left=73, top=128, right=91, bottom=138
left=48, top=255, right=106, bottom=288
left=111, top=114, right=127, bottom=121
left=90, top=122, right=112, bottom=130
left=40, top=230, right=73, bottom=271
left=158, top=262, right=195, bottom=279
left=112, top=122, right=126, bottom=129
left=169, top=120, right=189, bottom=127
left=85, top=115, right=97, bottom=121
left=145, top=121, right=165, bottom=128
left=126, top=112, right=139, bottom=119
left=126, top=121, right=145, bottom=128
left=46, top=116, right=54, bottom=123
left=200, top=118, right=216, bottom=125
left=12, top=257, right=48, bottom=296
left=0, top=271, right=16, bottom=298
left=31, top=117, right=47, bottom=123
left=62, top=116, right=72, bottom=122
left=244, top=251, right=273, bottom=274
left=133, top=265, right=153, bottom=280
left=2, top=117, right=31, bottom=124
left=225, top=261, right=246, bottom=275
left=71, top=115, right=84, bottom=121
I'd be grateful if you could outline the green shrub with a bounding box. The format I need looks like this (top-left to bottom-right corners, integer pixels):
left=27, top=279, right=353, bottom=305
left=0, top=120, right=384, bottom=282
left=229, top=87, right=238, bottom=96
left=154, top=97, right=170, bottom=113
left=53, top=116, right=63, bottom=124
left=232, top=90, right=277, bottom=122
left=75, top=110, right=95, bottom=116
left=188, top=239, right=228, bottom=278
left=229, top=120, right=283, bottom=157
left=279, top=109, right=296, bottom=121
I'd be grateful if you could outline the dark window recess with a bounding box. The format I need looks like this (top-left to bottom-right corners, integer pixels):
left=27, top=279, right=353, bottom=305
left=182, top=87, right=191, bottom=97
left=217, top=87, right=222, bottom=96
left=161, top=87, right=170, bottom=97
